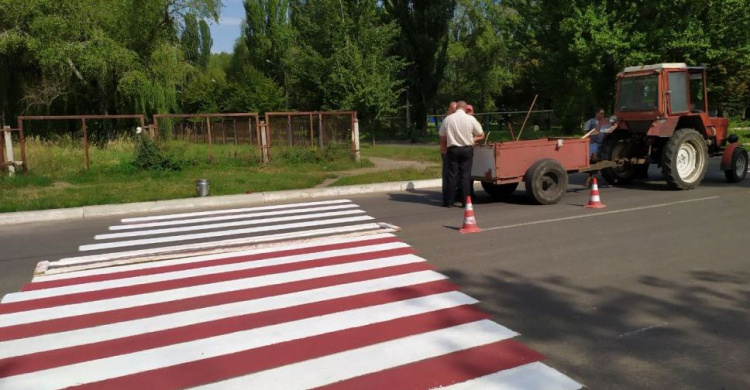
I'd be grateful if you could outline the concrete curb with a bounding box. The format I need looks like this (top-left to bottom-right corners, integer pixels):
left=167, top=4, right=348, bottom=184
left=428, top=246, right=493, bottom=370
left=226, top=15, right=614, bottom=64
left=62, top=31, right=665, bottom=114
left=0, top=179, right=443, bottom=226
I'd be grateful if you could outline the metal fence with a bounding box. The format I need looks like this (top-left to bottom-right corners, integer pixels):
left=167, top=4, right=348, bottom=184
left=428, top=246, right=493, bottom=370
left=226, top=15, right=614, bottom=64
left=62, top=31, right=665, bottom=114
left=263, top=111, right=357, bottom=149
left=429, top=110, right=560, bottom=142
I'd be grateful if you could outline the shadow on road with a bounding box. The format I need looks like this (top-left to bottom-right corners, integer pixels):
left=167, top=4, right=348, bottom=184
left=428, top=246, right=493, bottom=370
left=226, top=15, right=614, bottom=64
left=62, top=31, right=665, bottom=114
left=440, top=268, right=749, bottom=389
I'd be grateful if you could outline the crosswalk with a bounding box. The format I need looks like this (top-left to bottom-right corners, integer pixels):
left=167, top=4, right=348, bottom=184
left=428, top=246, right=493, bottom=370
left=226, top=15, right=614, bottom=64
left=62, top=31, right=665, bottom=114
left=0, top=199, right=582, bottom=389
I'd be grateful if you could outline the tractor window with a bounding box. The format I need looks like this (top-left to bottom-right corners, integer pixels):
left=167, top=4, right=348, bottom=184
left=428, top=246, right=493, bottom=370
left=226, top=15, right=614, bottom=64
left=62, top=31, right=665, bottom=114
left=689, top=72, right=705, bottom=113
left=617, top=75, right=659, bottom=111
left=668, top=72, right=689, bottom=114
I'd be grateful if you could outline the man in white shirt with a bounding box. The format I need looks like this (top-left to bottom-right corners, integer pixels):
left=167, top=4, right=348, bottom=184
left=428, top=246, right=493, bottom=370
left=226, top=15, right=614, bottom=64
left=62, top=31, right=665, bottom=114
left=439, top=101, right=485, bottom=207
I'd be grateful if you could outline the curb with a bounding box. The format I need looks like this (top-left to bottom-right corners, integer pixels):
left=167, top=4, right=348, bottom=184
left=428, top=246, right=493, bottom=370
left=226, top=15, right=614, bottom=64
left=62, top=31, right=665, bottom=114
left=0, top=179, right=443, bottom=226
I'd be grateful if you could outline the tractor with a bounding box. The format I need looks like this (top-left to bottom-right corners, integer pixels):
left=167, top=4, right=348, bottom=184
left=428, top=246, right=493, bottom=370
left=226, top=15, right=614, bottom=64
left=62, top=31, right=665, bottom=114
left=601, top=63, right=748, bottom=189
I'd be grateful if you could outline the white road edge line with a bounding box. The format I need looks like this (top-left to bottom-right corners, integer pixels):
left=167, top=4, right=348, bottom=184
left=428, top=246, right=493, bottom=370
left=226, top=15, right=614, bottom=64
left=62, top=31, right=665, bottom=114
left=483, top=196, right=719, bottom=231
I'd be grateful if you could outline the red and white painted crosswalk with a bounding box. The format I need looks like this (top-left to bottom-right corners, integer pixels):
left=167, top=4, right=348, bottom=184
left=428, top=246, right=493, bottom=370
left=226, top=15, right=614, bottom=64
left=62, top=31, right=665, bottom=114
left=0, top=199, right=582, bottom=389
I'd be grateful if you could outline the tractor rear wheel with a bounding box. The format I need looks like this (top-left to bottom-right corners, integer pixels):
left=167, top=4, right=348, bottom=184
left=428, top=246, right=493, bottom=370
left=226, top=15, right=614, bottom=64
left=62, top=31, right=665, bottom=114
left=661, top=128, right=708, bottom=190
left=724, top=147, right=748, bottom=183
left=524, top=159, right=568, bottom=205
left=600, top=133, right=640, bottom=185
left=481, top=182, right=519, bottom=199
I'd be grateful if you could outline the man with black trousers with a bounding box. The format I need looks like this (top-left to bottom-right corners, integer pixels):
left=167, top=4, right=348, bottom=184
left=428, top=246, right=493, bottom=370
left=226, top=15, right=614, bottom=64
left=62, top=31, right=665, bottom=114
left=439, top=101, right=485, bottom=208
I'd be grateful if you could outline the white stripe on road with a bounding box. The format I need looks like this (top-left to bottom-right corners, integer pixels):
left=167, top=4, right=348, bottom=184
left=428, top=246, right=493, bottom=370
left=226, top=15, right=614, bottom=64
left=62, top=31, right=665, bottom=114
left=0, top=271, right=448, bottom=359
left=119, top=200, right=352, bottom=223
left=196, top=320, right=517, bottom=390
left=0, top=292, right=480, bottom=389
left=438, top=362, right=582, bottom=390
left=79, top=216, right=375, bottom=251
left=0, top=255, right=425, bottom=327
left=8, top=242, right=410, bottom=303
left=110, top=204, right=360, bottom=231
left=96, top=210, right=366, bottom=240
left=51, top=223, right=387, bottom=269
left=34, top=233, right=398, bottom=282
left=484, top=196, right=719, bottom=231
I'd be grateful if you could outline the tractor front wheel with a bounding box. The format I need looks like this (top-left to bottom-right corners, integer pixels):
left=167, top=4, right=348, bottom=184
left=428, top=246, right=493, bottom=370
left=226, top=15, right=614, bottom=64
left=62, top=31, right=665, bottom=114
left=725, top=147, right=748, bottom=183
left=661, top=129, right=708, bottom=190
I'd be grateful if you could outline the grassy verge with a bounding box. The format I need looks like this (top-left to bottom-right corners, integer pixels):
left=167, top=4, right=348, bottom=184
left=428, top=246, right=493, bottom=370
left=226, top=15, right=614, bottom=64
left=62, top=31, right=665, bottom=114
left=0, top=137, right=372, bottom=212
left=360, top=144, right=441, bottom=163
left=331, top=166, right=441, bottom=187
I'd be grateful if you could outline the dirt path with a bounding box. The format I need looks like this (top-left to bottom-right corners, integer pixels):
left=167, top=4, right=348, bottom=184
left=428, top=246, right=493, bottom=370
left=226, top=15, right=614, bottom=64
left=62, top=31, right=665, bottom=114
left=315, top=157, right=439, bottom=188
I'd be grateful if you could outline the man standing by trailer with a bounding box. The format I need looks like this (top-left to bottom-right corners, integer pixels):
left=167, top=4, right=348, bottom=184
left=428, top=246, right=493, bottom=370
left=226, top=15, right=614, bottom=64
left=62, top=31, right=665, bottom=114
left=439, top=101, right=485, bottom=207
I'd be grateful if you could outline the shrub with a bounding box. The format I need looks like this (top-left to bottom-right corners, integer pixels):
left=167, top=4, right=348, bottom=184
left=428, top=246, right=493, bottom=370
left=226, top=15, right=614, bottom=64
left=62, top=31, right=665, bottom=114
left=132, top=134, right=182, bottom=171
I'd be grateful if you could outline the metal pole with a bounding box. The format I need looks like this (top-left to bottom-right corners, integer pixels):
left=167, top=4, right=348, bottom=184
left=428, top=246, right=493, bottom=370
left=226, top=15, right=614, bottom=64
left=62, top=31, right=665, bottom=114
left=318, top=114, right=324, bottom=149
left=233, top=119, right=238, bottom=145
left=260, top=120, right=269, bottom=163
left=309, top=113, right=314, bottom=147
left=406, top=87, right=410, bottom=139
left=516, top=94, right=539, bottom=141
left=287, top=114, right=292, bottom=147
left=82, top=118, right=90, bottom=170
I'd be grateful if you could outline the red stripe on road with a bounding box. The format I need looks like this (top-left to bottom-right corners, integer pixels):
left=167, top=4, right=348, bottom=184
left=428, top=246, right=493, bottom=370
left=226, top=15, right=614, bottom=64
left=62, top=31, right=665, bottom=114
left=24, top=237, right=402, bottom=291
left=0, top=281, right=458, bottom=377
left=0, top=247, right=415, bottom=314
left=315, top=339, right=544, bottom=390
left=0, top=263, right=435, bottom=342
left=68, top=305, right=490, bottom=390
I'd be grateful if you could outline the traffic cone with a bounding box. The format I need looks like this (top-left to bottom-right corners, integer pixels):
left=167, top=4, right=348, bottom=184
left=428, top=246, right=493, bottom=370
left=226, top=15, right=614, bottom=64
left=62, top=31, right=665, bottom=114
left=459, top=196, right=482, bottom=234
left=584, top=177, right=606, bottom=209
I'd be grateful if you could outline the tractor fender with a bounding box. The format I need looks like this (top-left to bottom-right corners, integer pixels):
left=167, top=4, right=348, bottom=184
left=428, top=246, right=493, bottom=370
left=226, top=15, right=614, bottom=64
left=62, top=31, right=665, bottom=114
left=647, top=115, right=707, bottom=138
left=721, top=142, right=741, bottom=171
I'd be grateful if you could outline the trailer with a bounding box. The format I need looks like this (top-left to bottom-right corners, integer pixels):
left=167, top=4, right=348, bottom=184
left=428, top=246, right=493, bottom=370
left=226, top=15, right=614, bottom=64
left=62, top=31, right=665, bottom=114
left=472, top=137, right=614, bottom=204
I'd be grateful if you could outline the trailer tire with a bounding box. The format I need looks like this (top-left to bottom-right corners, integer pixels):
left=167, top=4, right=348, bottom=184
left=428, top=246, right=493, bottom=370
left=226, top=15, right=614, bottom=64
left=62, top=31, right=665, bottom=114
left=481, top=182, right=519, bottom=199
left=724, top=147, right=748, bottom=183
left=524, top=159, right=568, bottom=205
left=661, top=128, right=708, bottom=190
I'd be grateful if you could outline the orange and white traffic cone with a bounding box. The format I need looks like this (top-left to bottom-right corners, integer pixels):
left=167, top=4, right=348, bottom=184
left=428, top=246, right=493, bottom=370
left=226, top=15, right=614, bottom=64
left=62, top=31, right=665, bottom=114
left=459, top=196, right=482, bottom=234
left=584, top=177, right=606, bottom=209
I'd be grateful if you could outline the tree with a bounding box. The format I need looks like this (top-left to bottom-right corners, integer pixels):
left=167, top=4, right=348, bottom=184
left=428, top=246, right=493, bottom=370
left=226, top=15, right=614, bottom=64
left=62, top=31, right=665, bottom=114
left=182, top=13, right=201, bottom=65
left=243, top=0, right=293, bottom=97
left=384, top=0, right=456, bottom=137
left=439, top=0, right=518, bottom=112
left=290, top=0, right=405, bottom=120
left=199, top=19, right=212, bottom=69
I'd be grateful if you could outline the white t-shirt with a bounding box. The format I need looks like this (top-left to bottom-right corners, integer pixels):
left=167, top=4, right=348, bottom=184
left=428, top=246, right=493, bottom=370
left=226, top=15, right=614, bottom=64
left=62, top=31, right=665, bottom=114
left=439, top=109, right=484, bottom=147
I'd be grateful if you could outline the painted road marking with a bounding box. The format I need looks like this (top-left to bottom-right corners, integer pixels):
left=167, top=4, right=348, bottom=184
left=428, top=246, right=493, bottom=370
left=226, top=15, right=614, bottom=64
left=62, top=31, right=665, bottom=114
left=119, top=199, right=353, bottom=223
left=1, top=199, right=582, bottom=389
left=484, top=196, right=719, bottom=231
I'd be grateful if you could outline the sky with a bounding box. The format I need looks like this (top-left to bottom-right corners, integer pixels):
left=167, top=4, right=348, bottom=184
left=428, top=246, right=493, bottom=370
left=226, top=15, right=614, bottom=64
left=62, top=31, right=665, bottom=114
left=209, top=0, right=245, bottom=53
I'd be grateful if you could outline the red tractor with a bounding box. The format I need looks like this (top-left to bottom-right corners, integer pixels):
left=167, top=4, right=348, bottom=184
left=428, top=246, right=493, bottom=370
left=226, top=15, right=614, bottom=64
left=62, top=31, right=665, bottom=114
left=601, top=63, right=748, bottom=189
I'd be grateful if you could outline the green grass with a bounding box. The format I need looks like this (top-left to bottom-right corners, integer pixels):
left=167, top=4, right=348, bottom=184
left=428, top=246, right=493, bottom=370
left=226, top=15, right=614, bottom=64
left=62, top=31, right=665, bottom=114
left=729, top=129, right=750, bottom=144
left=331, top=166, right=441, bottom=187
left=360, top=144, right=442, bottom=163
left=0, top=138, right=372, bottom=212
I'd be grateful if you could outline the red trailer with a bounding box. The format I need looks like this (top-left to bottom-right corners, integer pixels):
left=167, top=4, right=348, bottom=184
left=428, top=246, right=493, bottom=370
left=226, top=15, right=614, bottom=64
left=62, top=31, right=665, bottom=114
left=471, top=137, right=614, bottom=204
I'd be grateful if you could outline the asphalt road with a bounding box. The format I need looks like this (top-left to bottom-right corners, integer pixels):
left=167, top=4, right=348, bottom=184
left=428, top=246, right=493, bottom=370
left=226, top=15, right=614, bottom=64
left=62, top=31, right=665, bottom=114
left=1, top=160, right=748, bottom=389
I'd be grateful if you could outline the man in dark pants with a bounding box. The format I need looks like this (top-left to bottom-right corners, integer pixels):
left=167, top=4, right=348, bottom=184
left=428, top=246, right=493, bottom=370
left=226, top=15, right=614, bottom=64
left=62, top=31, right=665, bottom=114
left=439, top=101, right=485, bottom=207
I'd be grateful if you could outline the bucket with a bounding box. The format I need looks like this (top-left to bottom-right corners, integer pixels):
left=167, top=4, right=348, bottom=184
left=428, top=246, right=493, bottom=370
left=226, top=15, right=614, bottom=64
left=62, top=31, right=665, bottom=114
left=196, top=179, right=210, bottom=197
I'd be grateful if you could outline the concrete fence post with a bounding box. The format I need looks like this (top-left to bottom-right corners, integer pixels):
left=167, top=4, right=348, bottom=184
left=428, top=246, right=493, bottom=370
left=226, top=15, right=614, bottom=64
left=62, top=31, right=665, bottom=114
left=260, top=120, right=270, bottom=163
left=353, top=119, right=361, bottom=163
left=3, top=126, right=15, bottom=177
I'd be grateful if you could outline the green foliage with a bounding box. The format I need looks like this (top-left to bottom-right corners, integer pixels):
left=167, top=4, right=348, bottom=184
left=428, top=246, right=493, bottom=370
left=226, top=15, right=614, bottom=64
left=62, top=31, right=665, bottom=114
left=291, top=0, right=405, bottom=120
left=182, top=14, right=201, bottom=65
left=199, top=20, right=213, bottom=69
left=385, top=0, right=456, bottom=136
left=132, top=135, right=182, bottom=171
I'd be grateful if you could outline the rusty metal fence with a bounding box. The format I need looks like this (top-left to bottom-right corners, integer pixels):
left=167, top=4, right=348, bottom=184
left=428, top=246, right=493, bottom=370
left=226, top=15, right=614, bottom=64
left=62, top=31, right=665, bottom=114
left=9, top=111, right=359, bottom=171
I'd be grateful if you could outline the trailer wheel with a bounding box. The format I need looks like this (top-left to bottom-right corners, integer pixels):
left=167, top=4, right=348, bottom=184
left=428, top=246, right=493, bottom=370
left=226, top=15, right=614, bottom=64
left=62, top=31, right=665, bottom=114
left=524, top=159, right=568, bottom=205
left=481, top=182, right=519, bottom=199
left=661, top=128, right=708, bottom=190
left=724, top=147, right=748, bottom=183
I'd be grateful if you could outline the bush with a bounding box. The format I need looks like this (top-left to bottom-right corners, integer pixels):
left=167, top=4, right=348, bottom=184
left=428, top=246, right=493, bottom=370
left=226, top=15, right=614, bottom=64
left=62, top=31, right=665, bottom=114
left=132, top=134, right=182, bottom=171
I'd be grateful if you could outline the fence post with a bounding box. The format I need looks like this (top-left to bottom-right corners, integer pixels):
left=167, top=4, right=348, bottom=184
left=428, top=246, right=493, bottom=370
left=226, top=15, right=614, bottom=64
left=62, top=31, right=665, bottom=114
left=260, top=120, right=270, bottom=163
left=353, top=119, right=361, bottom=163
left=287, top=114, right=293, bottom=147
left=206, top=116, right=214, bottom=164
left=318, top=113, right=324, bottom=149
left=2, top=126, right=15, bottom=177
left=82, top=118, right=90, bottom=170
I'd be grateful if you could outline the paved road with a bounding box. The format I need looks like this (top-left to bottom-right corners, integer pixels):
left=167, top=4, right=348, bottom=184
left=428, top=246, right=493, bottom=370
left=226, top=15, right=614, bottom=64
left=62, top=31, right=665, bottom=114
left=1, top=160, right=748, bottom=389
